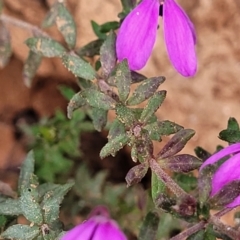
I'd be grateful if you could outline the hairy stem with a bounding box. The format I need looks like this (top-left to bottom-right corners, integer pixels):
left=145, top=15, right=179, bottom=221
left=0, top=14, right=49, bottom=37
left=170, top=221, right=206, bottom=240
left=149, top=158, right=187, bottom=198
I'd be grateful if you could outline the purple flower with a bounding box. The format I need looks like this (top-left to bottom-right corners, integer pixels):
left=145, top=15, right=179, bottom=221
left=61, top=206, right=127, bottom=240
left=116, top=0, right=197, bottom=77
left=200, top=143, right=240, bottom=208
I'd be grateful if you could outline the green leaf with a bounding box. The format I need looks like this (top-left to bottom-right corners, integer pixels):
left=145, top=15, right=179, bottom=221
left=138, top=211, right=160, bottom=240
left=100, top=133, right=130, bottom=158
left=90, top=108, right=108, bottom=131
left=23, top=51, right=42, bottom=87
left=140, top=91, right=166, bottom=123
left=127, top=77, right=165, bottom=106
left=100, top=21, right=119, bottom=33
left=20, top=188, right=43, bottom=224
left=82, top=88, right=116, bottom=110
left=151, top=172, right=165, bottom=203
left=58, top=85, right=76, bottom=101
left=108, top=119, right=125, bottom=140
left=25, top=37, right=66, bottom=57
left=0, top=215, right=7, bottom=228
left=227, top=117, right=239, bottom=130
left=67, top=92, right=86, bottom=119
left=62, top=53, right=96, bottom=80
left=116, top=104, right=136, bottom=127
left=1, top=224, right=40, bottom=240
left=194, top=146, right=211, bottom=161
left=219, top=129, right=240, bottom=143
left=41, top=2, right=58, bottom=28
left=0, top=198, right=22, bottom=215
left=78, top=39, right=103, bottom=57
left=18, top=151, right=35, bottom=194
left=91, top=21, right=106, bottom=39
left=114, top=60, right=131, bottom=102
left=187, top=230, right=205, bottom=240
left=55, top=3, right=76, bottom=49
left=174, top=173, right=197, bottom=192
left=157, top=129, right=195, bottom=159
left=144, top=120, right=183, bottom=141
left=0, top=20, right=11, bottom=68
left=41, top=182, right=74, bottom=223
left=100, top=31, right=116, bottom=77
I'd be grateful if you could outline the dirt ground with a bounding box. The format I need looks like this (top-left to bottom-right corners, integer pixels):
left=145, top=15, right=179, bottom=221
left=0, top=0, right=240, bottom=176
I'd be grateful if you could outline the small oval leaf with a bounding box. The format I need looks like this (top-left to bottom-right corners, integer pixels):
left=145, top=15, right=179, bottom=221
left=25, top=37, right=66, bottom=57
left=62, top=53, right=96, bottom=80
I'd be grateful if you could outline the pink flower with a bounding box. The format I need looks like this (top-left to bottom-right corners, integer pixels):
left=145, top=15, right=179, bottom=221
left=200, top=143, right=240, bottom=208
left=116, top=0, right=197, bottom=77
left=61, top=206, right=127, bottom=240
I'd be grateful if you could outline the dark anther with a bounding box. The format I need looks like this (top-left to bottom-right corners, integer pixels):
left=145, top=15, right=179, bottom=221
left=159, top=4, right=163, bottom=17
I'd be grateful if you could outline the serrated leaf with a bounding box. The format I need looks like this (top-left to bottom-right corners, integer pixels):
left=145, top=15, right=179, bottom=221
left=0, top=20, right=11, bottom=68
left=23, top=51, right=42, bottom=87
left=100, top=31, right=116, bottom=77
left=174, top=173, right=197, bottom=192
left=157, top=129, right=195, bottom=158
left=0, top=198, right=22, bottom=215
left=62, top=53, right=96, bottom=80
left=138, top=211, right=160, bottom=240
left=78, top=39, right=103, bottom=57
left=127, top=77, right=165, bottom=106
left=100, top=133, right=130, bottom=158
left=140, top=91, right=166, bottom=123
left=151, top=172, right=165, bottom=203
left=108, top=119, right=125, bottom=140
left=20, top=188, right=43, bottom=224
left=67, top=92, right=86, bottom=119
left=18, top=151, right=35, bottom=194
left=144, top=120, right=183, bottom=141
left=114, top=60, right=131, bottom=102
left=37, top=183, right=59, bottom=199
left=1, top=224, right=40, bottom=240
left=56, top=3, right=76, bottom=49
left=82, top=88, right=116, bottom=110
left=219, top=129, right=240, bottom=143
left=41, top=182, right=74, bottom=223
left=25, top=37, right=66, bottom=57
left=90, top=107, right=108, bottom=131
left=41, top=2, right=58, bottom=28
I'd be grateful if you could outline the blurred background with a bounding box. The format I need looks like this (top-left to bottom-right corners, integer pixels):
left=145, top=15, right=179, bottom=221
left=0, top=0, right=240, bottom=237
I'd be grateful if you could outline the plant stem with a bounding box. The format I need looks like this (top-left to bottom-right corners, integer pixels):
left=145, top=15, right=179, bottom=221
left=149, top=158, right=187, bottom=198
left=0, top=14, right=50, bottom=37
left=170, top=221, right=206, bottom=240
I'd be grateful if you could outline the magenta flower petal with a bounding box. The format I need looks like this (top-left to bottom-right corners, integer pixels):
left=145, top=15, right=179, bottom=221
left=211, top=153, right=240, bottom=196
left=61, top=219, right=97, bottom=240
left=200, top=143, right=240, bottom=170
left=163, top=0, right=197, bottom=77
left=227, top=195, right=240, bottom=208
left=61, top=206, right=127, bottom=240
left=116, top=0, right=160, bottom=70
left=93, top=221, right=127, bottom=240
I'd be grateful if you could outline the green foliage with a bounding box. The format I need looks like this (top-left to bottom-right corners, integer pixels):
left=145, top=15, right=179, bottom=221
left=219, top=117, right=240, bottom=143
left=139, top=211, right=160, bottom=240
left=0, top=152, right=73, bottom=239
left=25, top=37, right=66, bottom=57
